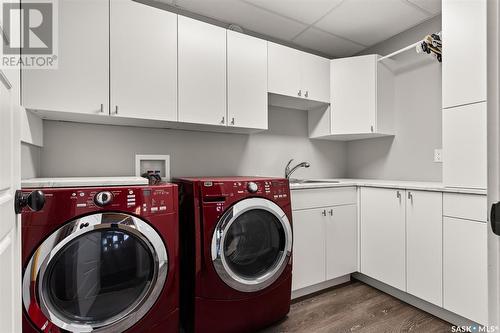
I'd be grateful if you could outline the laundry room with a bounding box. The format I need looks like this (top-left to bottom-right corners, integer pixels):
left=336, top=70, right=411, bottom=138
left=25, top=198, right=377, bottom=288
left=2, top=0, right=497, bottom=332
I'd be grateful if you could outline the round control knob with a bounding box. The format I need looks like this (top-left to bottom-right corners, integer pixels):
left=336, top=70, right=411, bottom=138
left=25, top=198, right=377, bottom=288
left=94, top=191, right=113, bottom=207
left=247, top=182, right=258, bottom=193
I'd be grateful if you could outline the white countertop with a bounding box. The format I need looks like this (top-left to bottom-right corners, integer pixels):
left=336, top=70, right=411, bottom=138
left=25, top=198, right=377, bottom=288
left=290, top=178, right=487, bottom=195
left=22, top=176, right=149, bottom=188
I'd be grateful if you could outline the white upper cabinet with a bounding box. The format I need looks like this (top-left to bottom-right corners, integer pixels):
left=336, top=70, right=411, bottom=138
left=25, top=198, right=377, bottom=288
left=442, top=0, right=486, bottom=108
left=23, top=0, right=109, bottom=115
left=227, top=31, right=268, bottom=130
left=443, top=102, right=487, bottom=189
left=300, top=52, right=330, bottom=104
left=178, top=16, right=227, bottom=126
left=268, top=43, right=301, bottom=99
left=331, top=55, right=376, bottom=134
left=268, top=42, right=330, bottom=104
left=309, top=54, right=394, bottom=141
left=360, top=187, right=406, bottom=291
left=110, top=0, right=177, bottom=121
left=406, top=190, right=443, bottom=307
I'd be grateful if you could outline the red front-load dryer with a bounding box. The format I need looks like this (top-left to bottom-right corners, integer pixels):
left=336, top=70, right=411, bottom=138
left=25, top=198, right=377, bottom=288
left=20, top=184, right=179, bottom=333
left=176, top=177, right=293, bottom=333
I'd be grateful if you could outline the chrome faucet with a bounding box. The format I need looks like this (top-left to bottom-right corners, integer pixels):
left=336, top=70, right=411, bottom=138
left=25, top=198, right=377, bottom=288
left=285, top=159, right=310, bottom=179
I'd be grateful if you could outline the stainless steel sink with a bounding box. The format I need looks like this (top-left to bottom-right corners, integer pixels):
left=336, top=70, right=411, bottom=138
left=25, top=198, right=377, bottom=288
left=289, top=179, right=340, bottom=184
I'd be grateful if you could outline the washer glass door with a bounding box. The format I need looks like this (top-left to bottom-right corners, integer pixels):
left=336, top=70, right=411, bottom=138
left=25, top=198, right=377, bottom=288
left=23, top=213, right=168, bottom=333
left=212, top=198, right=292, bottom=292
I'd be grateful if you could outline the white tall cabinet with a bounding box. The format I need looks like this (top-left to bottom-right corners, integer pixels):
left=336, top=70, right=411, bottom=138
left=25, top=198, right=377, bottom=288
left=442, top=0, right=487, bottom=190
left=110, top=0, right=177, bottom=121
left=360, top=187, right=406, bottom=291
left=22, top=0, right=109, bottom=115
left=443, top=102, right=487, bottom=189
left=178, top=16, right=227, bottom=126
left=442, top=0, right=486, bottom=108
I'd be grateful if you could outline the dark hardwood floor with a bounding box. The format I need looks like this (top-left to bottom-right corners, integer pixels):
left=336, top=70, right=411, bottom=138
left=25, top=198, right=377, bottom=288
left=261, top=281, right=453, bottom=333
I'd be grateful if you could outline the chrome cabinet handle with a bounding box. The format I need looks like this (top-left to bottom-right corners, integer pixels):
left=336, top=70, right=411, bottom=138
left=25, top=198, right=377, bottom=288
left=408, top=191, right=413, bottom=203
left=230, top=117, right=235, bottom=125
left=305, top=91, right=309, bottom=98
left=322, top=209, right=327, bottom=216
left=396, top=191, right=401, bottom=200
left=112, top=105, right=119, bottom=115
left=98, top=104, right=104, bottom=114
left=329, top=209, right=333, bottom=216
left=220, top=116, right=225, bottom=124
left=370, top=125, right=374, bottom=132
left=298, top=90, right=302, bottom=97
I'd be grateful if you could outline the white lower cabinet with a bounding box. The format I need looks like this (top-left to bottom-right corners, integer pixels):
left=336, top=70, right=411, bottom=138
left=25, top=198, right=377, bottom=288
left=291, top=188, right=357, bottom=292
left=292, top=208, right=326, bottom=290
left=443, top=217, right=488, bottom=325
left=406, top=190, right=443, bottom=306
left=326, top=205, right=357, bottom=280
left=360, top=187, right=406, bottom=291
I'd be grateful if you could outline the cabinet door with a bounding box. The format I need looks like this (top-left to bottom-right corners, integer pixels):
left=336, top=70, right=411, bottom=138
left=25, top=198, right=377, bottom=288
left=443, top=102, right=487, bottom=189
left=268, top=43, right=301, bottom=98
left=326, top=205, right=357, bottom=280
left=442, top=0, right=486, bottom=108
left=178, top=16, right=226, bottom=126
left=331, top=55, right=376, bottom=134
left=227, top=31, right=267, bottom=130
left=110, top=0, right=177, bottom=121
left=22, top=0, right=109, bottom=115
left=292, top=208, right=326, bottom=291
left=360, top=187, right=406, bottom=290
left=300, top=52, right=330, bottom=103
left=443, top=217, right=487, bottom=325
left=406, top=190, right=442, bottom=306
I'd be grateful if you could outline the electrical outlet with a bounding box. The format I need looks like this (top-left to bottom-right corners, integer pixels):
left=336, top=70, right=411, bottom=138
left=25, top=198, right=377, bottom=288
left=434, top=149, right=442, bottom=163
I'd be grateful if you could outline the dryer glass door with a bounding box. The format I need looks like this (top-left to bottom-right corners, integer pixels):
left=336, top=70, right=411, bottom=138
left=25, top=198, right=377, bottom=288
left=23, top=213, right=168, bottom=333
left=212, top=198, right=292, bottom=292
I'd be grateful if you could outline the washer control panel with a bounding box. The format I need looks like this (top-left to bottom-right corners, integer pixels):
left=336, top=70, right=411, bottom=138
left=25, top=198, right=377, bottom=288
left=201, top=178, right=290, bottom=203
left=94, top=191, right=113, bottom=207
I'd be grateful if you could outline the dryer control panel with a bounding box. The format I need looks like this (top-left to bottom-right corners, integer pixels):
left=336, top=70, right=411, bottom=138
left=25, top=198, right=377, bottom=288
left=20, top=184, right=178, bottom=226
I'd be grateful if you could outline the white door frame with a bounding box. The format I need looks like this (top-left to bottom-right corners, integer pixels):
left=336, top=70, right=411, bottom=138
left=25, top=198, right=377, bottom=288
left=487, top=0, right=500, bottom=328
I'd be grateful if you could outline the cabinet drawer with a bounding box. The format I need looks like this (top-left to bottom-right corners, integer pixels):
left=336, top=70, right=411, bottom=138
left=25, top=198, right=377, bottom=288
left=443, top=193, right=487, bottom=222
left=291, top=187, right=356, bottom=210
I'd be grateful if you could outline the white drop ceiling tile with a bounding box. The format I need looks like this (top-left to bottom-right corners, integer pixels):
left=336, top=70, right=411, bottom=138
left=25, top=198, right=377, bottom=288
left=243, top=0, right=344, bottom=25
left=315, top=0, right=429, bottom=46
left=406, top=0, right=441, bottom=14
left=175, top=0, right=308, bottom=40
left=293, top=27, right=364, bottom=57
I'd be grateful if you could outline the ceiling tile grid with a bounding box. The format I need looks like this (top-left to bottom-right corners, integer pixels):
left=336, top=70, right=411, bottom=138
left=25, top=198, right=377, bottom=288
left=162, top=0, right=440, bottom=57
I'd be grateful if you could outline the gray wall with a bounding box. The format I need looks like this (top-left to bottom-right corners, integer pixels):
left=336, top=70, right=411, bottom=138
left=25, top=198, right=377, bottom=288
left=346, top=16, right=443, bottom=181
left=39, top=107, right=347, bottom=179
left=26, top=16, right=442, bottom=182
left=21, top=143, right=41, bottom=179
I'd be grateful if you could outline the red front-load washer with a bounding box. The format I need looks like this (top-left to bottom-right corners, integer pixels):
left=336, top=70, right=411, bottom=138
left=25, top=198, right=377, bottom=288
left=20, top=184, right=179, bottom=333
left=176, top=177, right=293, bottom=333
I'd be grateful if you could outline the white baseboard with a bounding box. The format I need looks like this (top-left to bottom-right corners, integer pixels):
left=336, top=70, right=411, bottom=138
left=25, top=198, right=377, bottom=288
left=352, top=273, right=479, bottom=328
left=291, top=275, right=351, bottom=300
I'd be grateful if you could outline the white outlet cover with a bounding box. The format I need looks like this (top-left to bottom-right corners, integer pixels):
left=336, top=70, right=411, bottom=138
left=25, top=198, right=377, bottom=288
left=434, top=149, right=443, bottom=163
